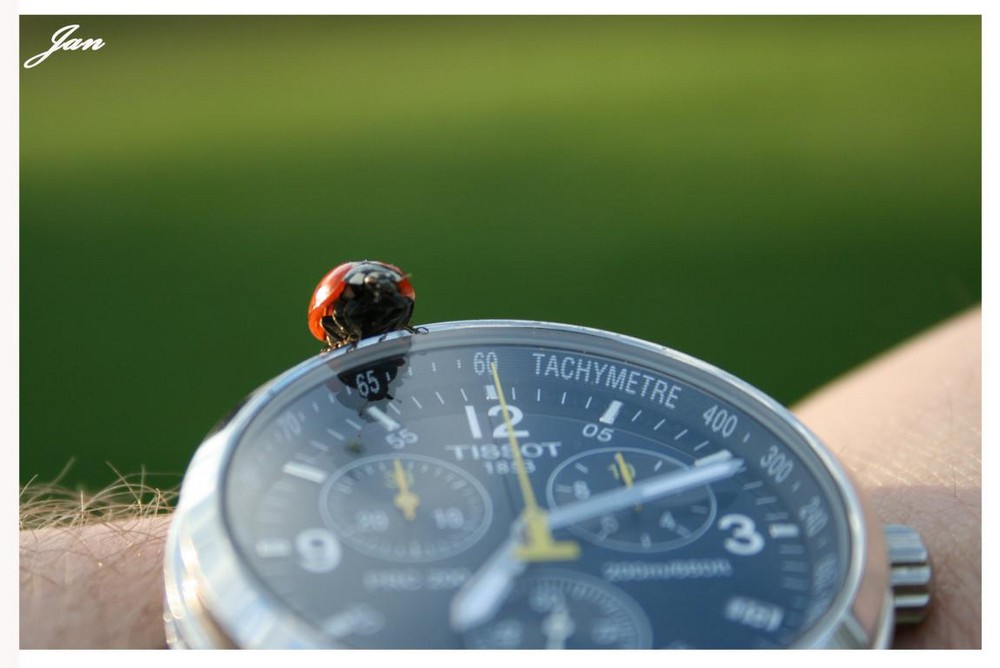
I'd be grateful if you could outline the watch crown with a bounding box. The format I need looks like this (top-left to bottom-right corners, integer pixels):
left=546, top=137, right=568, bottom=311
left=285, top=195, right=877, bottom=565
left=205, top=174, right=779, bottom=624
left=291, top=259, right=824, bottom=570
left=884, top=524, right=932, bottom=625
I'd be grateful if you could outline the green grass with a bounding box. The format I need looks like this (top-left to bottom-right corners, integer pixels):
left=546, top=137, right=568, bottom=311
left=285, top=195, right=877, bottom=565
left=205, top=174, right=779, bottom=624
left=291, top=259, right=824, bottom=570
left=20, top=16, right=980, bottom=490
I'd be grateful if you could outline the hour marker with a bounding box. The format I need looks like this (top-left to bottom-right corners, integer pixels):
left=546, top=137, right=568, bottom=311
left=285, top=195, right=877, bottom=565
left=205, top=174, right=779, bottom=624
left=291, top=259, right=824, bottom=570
left=411, top=396, right=423, bottom=409
left=282, top=461, right=328, bottom=484
left=345, top=418, right=362, bottom=430
left=743, top=433, right=751, bottom=443
left=781, top=577, right=809, bottom=591
left=535, top=388, right=541, bottom=401
left=653, top=460, right=664, bottom=472
left=366, top=406, right=400, bottom=431
left=485, top=385, right=498, bottom=401
left=769, top=524, right=801, bottom=539
left=435, top=391, right=446, bottom=405
left=255, top=538, right=292, bottom=558
left=465, top=405, right=482, bottom=439
left=693, top=440, right=710, bottom=451
left=312, top=401, right=319, bottom=413
left=388, top=403, right=402, bottom=415
left=574, top=463, right=589, bottom=473
left=755, top=496, right=778, bottom=505
left=631, top=410, right=642, bottom=422
left=323, top=607, right=381, bottom=637
left=599, top=400, right=624, bottom=425
left=585, top=396, right=593, bottom=409
left=654, top=419, right=665, bottom=431
left=560, top=391, right=567, bottom=405
left=460, top=388, right=469, bottom=401
left=674, top=428, right=688, bottom=440
left=272, top=478, right=295, bottom=493
left=309, top=439, right=330, bottom=451
left=326, top=428, right=345, bottom=441
left=511, top=387, right=517, bottom=401
left=742, top=480, right=764, bottom=490
left=695, top=449, right=733, bottom=467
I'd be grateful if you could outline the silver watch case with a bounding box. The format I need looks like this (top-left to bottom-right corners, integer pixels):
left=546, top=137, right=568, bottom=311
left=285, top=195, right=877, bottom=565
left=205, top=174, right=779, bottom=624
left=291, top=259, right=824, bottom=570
left=163, top=319, right=899, bottom=649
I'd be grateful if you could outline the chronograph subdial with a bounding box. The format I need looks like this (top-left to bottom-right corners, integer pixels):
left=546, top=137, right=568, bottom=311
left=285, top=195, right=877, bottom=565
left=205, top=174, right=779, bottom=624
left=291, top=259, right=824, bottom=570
left=463, top=571, right=653, bottom=649
left=546, top=447, right=717, bottom=553
left=321, top=454, right=492, bottom=563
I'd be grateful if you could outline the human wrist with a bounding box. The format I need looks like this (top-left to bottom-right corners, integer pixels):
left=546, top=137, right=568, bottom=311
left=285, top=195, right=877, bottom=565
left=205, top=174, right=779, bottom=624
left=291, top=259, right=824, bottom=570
left=792, top=307, right=981, bottom=648
left=19, top=515, right=172, bottom=648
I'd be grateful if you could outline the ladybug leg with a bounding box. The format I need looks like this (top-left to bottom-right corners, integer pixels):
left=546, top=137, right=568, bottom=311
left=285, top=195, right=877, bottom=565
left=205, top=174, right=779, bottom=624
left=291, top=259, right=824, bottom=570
left=330, top=332, right=361, bottom=351
left=320, top=315, right=353, bottom=351
left=343, top=324, right=364, bottom=350
left=375, top=325, right=424, bottom=344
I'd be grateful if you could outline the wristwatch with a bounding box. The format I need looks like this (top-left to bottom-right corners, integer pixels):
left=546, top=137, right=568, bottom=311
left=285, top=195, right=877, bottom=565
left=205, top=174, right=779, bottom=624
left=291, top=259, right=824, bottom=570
left=163, top=263, right=931, bottom=648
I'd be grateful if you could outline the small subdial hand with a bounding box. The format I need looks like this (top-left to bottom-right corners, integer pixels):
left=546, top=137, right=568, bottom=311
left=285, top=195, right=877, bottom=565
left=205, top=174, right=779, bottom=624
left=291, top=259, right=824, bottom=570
left=392, top=458, right=420, bottom=521
left=542, top=603, right=576, bottom=650
left=612, top=451, right=641, bottom=512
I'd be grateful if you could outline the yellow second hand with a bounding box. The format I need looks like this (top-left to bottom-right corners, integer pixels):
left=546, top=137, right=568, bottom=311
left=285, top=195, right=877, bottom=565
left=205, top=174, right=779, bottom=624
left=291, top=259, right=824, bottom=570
left=489, top=362, right=579, bottom=561
left=489, top=362, right=538, bottom=512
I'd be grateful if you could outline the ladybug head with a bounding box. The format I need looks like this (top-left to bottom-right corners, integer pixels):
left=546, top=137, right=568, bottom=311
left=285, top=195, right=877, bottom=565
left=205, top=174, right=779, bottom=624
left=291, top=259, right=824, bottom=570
left=354, top=266, right=401, bottom=303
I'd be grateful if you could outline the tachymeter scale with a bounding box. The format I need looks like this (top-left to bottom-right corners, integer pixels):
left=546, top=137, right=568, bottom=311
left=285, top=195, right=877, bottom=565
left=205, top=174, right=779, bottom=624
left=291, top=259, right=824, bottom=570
left=321, top=454, right=492, bottom=563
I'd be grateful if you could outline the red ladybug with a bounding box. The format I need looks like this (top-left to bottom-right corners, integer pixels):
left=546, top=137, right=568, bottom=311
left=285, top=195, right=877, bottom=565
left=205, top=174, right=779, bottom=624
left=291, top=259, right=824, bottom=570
left=308, top=260, right=416, bottom=350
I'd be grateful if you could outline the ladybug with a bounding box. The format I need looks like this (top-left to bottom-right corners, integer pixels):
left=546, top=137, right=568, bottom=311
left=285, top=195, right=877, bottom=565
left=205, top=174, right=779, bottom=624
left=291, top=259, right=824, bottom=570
left=308, top=260, right=416, bottom=350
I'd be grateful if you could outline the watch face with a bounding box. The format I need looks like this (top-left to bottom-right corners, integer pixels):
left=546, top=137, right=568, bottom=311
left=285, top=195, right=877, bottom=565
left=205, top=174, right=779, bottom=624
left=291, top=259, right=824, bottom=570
left=214, top=322, right=854, bottom=648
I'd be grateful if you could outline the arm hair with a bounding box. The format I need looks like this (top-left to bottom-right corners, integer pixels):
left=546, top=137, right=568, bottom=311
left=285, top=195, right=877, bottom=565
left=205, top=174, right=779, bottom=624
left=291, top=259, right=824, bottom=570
left=19, top=474, right=175, bottom=648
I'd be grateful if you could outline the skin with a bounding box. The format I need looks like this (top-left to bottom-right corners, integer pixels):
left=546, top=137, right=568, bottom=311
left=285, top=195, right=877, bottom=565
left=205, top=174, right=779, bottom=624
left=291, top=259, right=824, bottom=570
left=18, top=307, right=981, bottom=649
left=793, top=306, right=981, bottom=649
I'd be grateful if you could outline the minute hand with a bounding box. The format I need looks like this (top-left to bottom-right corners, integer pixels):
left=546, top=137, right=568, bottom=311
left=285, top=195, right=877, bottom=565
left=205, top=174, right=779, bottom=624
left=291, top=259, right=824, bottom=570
left=547, top=457, right=744, bottom=531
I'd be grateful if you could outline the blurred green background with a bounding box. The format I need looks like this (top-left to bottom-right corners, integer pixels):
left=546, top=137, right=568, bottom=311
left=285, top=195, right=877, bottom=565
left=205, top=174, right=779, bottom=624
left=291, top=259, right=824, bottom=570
left=20, top=16, right=980, bottom=491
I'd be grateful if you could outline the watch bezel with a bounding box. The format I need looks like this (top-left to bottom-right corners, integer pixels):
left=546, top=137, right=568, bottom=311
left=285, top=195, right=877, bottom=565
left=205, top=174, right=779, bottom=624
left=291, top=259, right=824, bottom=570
left=164, top=319, right=891, bottom=648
